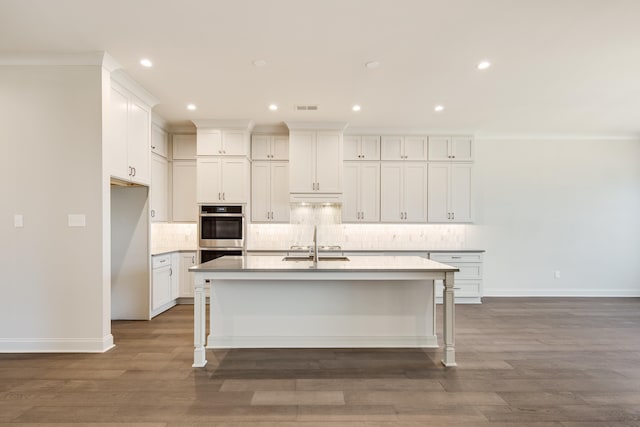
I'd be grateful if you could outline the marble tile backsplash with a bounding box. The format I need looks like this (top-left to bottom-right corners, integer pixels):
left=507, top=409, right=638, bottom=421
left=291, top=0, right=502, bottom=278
left=247, top=223, right=466, bottom=250
left=150, top=223, right=197, bottom=253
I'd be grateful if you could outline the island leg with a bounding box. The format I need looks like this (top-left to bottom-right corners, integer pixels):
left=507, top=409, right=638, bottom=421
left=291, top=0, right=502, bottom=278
left=441, top=271, right=457, bottom=367
left=193, top=277, right=208, bottom=368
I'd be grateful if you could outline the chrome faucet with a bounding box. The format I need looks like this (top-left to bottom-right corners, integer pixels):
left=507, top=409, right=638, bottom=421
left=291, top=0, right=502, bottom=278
left=313, top=225, right=318, bottom=264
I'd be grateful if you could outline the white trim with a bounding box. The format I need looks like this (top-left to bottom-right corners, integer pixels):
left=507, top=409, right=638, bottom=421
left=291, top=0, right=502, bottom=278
left=170, top=124, right=197, bottom=133
left=191, top=119, right=254, bottom=131
left=252, top=124, right=289, bottom=134
left=0, top=334, right=114, bottom=353
left=207, top=335, right=438, bottom=348
left=152, top=113, right=168, bottom=130
left=345, top=127, right=475, bottom=136
left=473, top=134, right=640, bottom=141
left=485, top=289, right=640, bottom=297
left=286, top=121, right=349, bottom=131
left=111, top=69, right=159, bottom=107
left=0, top=51, right=104, bottom=66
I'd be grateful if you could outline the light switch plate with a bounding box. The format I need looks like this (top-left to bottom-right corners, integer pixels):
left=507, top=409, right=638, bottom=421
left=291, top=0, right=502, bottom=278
left=14, top=214, right=23, bottom=228
left=68, top=214, right=86, bottom=227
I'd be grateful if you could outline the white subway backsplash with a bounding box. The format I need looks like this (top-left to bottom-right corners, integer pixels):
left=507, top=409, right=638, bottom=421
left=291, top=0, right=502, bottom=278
left=150, top=223, right=197, bottom=253
left=247, top=223, right=466, bottom=251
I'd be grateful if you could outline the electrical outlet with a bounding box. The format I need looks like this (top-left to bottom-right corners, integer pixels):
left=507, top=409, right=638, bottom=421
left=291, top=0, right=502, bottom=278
left=554, top=271, right=561, bottom=279
left=14, top=214, right=23, bottom=228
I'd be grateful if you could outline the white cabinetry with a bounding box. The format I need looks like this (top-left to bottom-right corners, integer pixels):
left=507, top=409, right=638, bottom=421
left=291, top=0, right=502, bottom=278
left=289, top=130, right=342, bottom=196
left=380, top=162, right=427, bottom=222
left=107, top=81, right=152, bottom=185
left=252, top=161, right=290, bottom=222
left=179, top=252, right=197, bottom=298
left=428, top=136, right=473, bottom=161
left=172, top=134, right=197, bottom=160
left=150, top=153, right=169, bottom=222
left=151, top=254, right=176, bottom=316
left=251, top=135, right=289, bottom=160
left=342, top=162, right=380, bottom=222
left=172, top=161, right=197, bottom=222
left=197, top=129, right=249, bottom=156
left=343, top=136, right=380, bottom=160
left=197, top=157, right=248, bottom=203
left=151, top=124, right=169, bottom=157
left=430, top=252, right=483, bottom=304
left=381, top=136, right=427, bottom=161
left=427, top=163, right=472, bottom=223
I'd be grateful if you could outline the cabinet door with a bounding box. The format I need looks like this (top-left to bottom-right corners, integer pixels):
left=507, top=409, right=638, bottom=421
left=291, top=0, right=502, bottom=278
left=151, top=124, right=169, bottom=157
left=403, top=163, right=427, bottom=222
left=359, top=162, right=380, bottom=222
left=450, top=163, right=472, bottom=222
left=222, top=130, right=247, bottom=155
left=270, top=162, right=290, bottom=222
left=428, top=136, right=451, bottom=161
left=289, top=131, right=316, bottom=193
left=107, top=85, right=129, bottom=181
left=150, top=154, right=169, bottom=222
left=315, top=131, right=342, bottom=193
left=172, top=134, right=196, bottom=160
left=221, top=158, right=247, bottom=202
left=251, top=135, right=270, bottom=160
left=361, top=136, right=381, bottom=160
left=179, top=252, right=196, bottom=298
left=152, top=266, right=172, bottom=310
left=451, top=137, right=473, bottom=161
left=172, top=161, right=197, bottom=222
left=196, top=157, right=221, bottom=203
left=197, top=129, right=222, bottom=155
left=342, top=163, right=360, bottom=222
left=271, top=136, right=289, bottom=160
left=380, top=162, right=403, bottom=222
left=251, top=162, right=271, bottom=222
left=427, top=163, right=450, bottom=222
left=170, top=253, right=179, bottom=299
left=404, top=136, right=427, bottom=160
left=127, top=97, right=151, bottom=184
left=343, top=136, right=361, bottom=161
left=381, top=136, right=404, bottom=160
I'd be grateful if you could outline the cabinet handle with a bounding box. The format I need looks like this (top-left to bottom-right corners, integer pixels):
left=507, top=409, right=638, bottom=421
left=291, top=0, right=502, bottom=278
left=452, top=212, right=455, bottom=220
left=218, top=192, right=221, bottom=200
left=218, top=150, right=222, bottom=154
left=169, top=267, right=173, bottom=276
left=132, top=167, right=136, bottom=177
left=151, top=145, right=156, bottom=149
left=159, top=259, right=166, bottom=263
left=317, top=182, right=320, bottom=191
left=447, top=212, right=451, bottom=219
left=192, top=256, right=195, bottom=264
left=150, top=210, right=155, bottom=218
left=452, top=256, right=461, bottom=259
left=128, top=166, right=132, bottom=176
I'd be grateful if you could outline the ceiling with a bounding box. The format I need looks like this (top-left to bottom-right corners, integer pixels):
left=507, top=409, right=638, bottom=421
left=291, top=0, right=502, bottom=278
left=2, top=0, right=640, bottom=137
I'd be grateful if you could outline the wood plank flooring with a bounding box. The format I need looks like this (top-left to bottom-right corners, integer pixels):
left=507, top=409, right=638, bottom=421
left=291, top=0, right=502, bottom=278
left=1, top=298, right=640, bottom=426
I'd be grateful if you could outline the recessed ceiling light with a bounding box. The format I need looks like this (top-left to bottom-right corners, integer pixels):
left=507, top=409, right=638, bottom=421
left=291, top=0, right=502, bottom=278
left=434, top=105, right=444, bottom=112
left=477, top=60, right=491, bottom=70
left=187, top=104, right=197, bottom=111
left=253, top=59, right=267, bottom=67
left=140, top=58, right=152, bottom=67
left=365, top=61, right=380, bottom=69
left=269, top=104, right=278, bottom=111
left=352, top=105, right=361, bottom=112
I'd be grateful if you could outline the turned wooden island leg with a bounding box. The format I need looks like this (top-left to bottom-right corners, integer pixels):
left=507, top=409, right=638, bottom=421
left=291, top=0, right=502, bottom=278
left=442, top=271, right=457, bottom=367
left=193, top=277, right=208, bottom=368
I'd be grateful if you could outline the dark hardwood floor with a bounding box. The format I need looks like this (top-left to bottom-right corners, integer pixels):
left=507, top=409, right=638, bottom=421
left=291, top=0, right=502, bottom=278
left=1, top=298, right=640, bottom=426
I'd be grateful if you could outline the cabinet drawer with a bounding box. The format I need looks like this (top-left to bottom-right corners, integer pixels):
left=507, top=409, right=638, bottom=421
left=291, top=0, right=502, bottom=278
left=152, top=254, right=171, bottom=269
left=430, top=252, right=482, bottom=263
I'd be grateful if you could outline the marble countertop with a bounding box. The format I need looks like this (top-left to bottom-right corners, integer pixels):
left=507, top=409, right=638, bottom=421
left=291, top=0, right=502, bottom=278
left=189, top=255, right=460, bottom=273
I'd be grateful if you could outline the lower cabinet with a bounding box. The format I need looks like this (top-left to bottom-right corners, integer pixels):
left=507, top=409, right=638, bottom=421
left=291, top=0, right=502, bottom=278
left=151, top=254, right=176, bottom=317
left=430, top=252, right=483, bottom=304
left=179, top=251, right=197, bottom=298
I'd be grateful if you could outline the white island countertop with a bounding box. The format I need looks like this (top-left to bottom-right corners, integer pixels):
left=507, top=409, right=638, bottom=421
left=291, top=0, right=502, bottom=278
left=190, top=255, right=459, bottom=273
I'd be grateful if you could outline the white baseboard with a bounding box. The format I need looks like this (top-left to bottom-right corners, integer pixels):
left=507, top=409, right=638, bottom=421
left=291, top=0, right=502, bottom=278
left=206, top=335, right=439, bottom=349
left=0, top=334, right=114, bottom=353
left=484, top=289, right=640, bottom=297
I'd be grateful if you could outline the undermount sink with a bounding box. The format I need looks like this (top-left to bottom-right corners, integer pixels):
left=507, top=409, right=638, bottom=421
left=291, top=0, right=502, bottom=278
left=282, top=255, right=350, bottom=262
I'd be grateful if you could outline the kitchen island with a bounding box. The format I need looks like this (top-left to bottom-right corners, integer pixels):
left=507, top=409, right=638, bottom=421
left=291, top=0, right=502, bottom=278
left=190, top=255, right=459, bottom=368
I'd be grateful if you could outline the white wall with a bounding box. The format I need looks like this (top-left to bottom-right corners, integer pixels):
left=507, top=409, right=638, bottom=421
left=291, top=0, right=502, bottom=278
left=467, top=138, right=640, bottom=296
left=0, top=65, right=112, bottom=351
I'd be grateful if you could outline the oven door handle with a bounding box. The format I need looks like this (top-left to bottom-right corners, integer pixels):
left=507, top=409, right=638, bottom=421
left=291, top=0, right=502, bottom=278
left=199, top=213, right=244, bottom=217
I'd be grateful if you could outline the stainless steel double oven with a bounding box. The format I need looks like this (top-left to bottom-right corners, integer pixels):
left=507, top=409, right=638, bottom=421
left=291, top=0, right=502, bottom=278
left=198, top=205, right=245, bottom=263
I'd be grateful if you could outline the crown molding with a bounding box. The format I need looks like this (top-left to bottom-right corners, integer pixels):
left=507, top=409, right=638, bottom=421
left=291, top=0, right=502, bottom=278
left=191, top=119, right=254, bottom=131
left=473, top=133, right=640, bottom=141
left=344, top=126, right=475, bottom=136
left=111, top=69, right=159, bottom=108
left=252, top=123, right=289, bottom=134
left=286, top=121, right=349, bottom=131
left=0, top=51, right=122, bottom=70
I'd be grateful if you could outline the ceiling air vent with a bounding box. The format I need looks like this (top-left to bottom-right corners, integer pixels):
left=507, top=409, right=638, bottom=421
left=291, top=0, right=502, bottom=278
left=295, top=105, right=318, bottom=111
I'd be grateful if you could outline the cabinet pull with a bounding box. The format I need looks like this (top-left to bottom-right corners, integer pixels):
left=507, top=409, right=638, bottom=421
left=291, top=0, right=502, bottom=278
left=451, top=256, right=461, bottom=259
left=218, top=150, right=222, bottom=154
left=452, top=212, right=455, bottom=220
left=447, top=212, right=451, bottom=219
left=128, top=166, right=132, bottom=176
left=169, top=267, right=173, bottom=276
left=361, top=212, right=364, bottom=220
left=132, top=167, right=136, bottom=177
left=222, top=192, right=225, bottom=200
left=192, top=256, right=195, bottom=264
left=218, top=192, right=221, bottom=200
left=151, top=145, right=156, bottom=149
left=150, top=209, right=155, bottom=218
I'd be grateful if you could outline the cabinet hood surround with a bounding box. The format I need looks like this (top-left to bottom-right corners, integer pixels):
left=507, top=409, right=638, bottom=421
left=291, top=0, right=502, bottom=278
left=287, top=121, right=348, bottom=204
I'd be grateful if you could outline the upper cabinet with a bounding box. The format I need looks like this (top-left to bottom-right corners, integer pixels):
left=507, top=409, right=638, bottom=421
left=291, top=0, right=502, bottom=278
left=251, top=134, right=289, bottom=160
left=150, top=153, right=169, bottom=222
left=380, top=162, right=427, bottom=223
left=172, top=134, right=197, bottom=160
left=428, top=136, right=473, bottom=161
left=107, top=80, right=153, bottom=185
left=343, top=136, right=380, bottom=160
left=197, top=129, right=250, bottom=156
left=196, top=157, right=248, bottom=204
left=428, top=163, right=472, bottom=223
left=381, top=136, right=427, bottom=161
left=289, top=130, right=342, bottom=195
left=150, top=124, right=169, bottom=158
